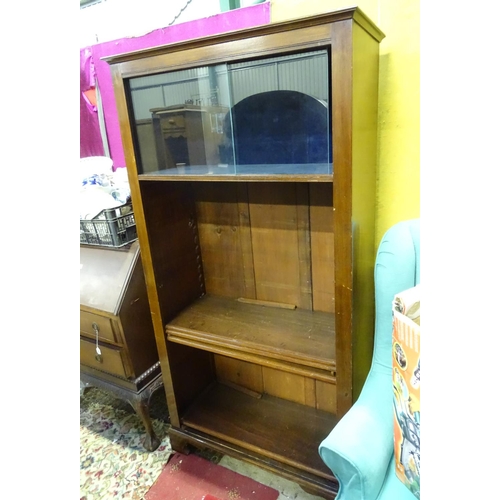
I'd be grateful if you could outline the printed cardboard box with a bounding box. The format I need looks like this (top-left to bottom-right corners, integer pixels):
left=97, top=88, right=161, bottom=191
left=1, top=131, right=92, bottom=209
left=392, top=284, right=420, bottom=498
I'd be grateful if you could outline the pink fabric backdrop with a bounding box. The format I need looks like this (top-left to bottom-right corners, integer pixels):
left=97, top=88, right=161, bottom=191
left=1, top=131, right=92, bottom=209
left=80, top=47, right=105, bottom=158
left=82, top=3, right=270, bottom=169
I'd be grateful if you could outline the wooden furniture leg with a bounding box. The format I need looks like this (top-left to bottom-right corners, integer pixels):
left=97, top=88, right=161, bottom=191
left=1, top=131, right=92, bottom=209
left=127, top=375, right=164, bottom=451
left=80, top=365, right=165, bottom=452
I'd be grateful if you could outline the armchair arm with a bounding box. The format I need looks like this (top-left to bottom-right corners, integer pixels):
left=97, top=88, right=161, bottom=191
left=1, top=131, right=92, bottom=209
left=318, top=369, right=394, bottom=500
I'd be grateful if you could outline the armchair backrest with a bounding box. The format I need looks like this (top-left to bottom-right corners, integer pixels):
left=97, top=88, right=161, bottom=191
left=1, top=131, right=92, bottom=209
left=317, top=219, right=420, bottom=500
left=372, top=219, right=420, bottom=373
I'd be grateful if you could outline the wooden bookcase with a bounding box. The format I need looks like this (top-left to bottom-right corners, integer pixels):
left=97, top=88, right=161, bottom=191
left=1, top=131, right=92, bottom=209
left=105, top=8, right=384, bottom=498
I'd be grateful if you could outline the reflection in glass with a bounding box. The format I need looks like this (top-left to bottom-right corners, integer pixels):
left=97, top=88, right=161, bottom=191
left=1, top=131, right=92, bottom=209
left=128, top=50, right=331, bottom=176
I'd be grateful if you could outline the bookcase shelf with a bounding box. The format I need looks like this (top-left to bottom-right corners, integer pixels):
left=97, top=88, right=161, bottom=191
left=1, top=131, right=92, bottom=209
left=138, top=163, right=333, bottom=182
left=166, top=294, right=336, bottom=379
left=182, top=382, right=338, bottom=477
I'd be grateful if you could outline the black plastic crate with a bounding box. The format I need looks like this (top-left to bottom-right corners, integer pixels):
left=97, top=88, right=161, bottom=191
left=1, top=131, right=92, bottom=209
left=80, top=203, right=137, bottom=248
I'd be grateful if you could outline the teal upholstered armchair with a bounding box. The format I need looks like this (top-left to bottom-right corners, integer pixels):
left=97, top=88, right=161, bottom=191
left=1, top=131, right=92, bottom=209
left=319, top=219, right=420, bottom=500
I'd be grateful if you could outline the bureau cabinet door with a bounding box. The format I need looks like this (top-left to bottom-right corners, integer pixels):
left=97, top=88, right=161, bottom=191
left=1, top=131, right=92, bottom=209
left=80, top=338, right=131, bottom=378
left=80, top=311, right=118, bottom=344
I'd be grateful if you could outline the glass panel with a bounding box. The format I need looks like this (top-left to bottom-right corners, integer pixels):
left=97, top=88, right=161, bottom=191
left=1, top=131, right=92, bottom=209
left=128, top=49, right=331, bottom=176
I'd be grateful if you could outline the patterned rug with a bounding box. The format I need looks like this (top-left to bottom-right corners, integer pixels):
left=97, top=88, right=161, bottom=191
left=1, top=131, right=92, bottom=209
left=80, top=387, right=323, bottom=500
left=80, top=386, right=172, bottom=500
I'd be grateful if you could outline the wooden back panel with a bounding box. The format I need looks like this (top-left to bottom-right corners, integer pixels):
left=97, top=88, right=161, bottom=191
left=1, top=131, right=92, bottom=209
left=194, top=181, right=334, bottom=311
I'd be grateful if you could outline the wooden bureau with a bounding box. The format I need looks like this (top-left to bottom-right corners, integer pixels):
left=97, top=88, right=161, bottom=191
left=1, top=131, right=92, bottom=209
left=150, top=104, right=228, bottom=169
left=80, top=241, right=163, bottom=451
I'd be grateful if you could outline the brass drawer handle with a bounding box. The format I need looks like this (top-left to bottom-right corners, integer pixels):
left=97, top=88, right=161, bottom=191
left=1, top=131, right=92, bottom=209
left=92, top=323, right=103, bottom=362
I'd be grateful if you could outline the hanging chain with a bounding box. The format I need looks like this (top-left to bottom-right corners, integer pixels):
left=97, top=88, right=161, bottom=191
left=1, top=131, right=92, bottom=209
left=167, top=0, right=194, bottom=26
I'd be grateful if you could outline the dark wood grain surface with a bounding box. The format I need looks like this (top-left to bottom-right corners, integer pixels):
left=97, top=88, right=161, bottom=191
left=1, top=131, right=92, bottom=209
left=166, top=294, right=335, bottom=370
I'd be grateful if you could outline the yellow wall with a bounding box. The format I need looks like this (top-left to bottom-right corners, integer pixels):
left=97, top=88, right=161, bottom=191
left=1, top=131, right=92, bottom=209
left=270, top=0, right=420, bottom=245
